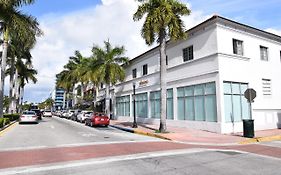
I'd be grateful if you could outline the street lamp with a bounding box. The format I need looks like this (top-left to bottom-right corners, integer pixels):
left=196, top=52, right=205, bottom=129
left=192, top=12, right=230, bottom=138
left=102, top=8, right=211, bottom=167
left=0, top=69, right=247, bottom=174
left=132, top=82, right=137, bottom=128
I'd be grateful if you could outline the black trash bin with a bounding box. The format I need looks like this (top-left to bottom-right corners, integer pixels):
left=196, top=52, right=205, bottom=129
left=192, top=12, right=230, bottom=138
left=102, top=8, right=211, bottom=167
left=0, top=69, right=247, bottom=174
left=243, top=119, right=255, bottom=138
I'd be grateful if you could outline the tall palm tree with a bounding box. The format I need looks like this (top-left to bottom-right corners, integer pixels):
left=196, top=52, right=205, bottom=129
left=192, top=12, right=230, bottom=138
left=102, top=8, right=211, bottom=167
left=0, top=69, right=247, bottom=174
left=6, top=37, right=33, bottom=113
left=89, top=40, right=129, bottom=117
left=0, top=0, right=42, bottom=117
left=133, top=0, right=191, bottom=132
left=68, top=51, right=88, bottom=103
left=17, top=59, right=38, bottom=112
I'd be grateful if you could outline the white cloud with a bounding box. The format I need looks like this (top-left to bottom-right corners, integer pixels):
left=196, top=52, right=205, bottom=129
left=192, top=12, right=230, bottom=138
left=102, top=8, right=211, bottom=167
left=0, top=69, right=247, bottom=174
left=24, top=0, right=209, bottom=102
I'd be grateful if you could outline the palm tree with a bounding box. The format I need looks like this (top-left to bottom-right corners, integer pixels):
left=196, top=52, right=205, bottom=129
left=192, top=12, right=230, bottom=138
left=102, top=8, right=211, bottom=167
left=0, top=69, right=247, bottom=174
left=68, top=51, right=88, bottom=104
left=6, top=37, right=33, bottom=113
left=133, top=0, right=191, bottom=132
left=17, top=59, right=38, bottom=112
left=0, top=0, right=42, bottom=117
left=89, top=40, right=129, bottom=117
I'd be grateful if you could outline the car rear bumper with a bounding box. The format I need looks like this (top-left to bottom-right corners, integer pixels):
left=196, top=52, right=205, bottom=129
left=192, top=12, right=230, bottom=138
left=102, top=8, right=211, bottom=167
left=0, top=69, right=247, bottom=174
left=19, top=118, right=38, bottom=123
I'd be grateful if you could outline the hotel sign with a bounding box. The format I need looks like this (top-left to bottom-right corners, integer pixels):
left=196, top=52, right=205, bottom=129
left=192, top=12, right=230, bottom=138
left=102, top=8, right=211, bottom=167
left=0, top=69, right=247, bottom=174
left=139, top=80, right=148, bottom=86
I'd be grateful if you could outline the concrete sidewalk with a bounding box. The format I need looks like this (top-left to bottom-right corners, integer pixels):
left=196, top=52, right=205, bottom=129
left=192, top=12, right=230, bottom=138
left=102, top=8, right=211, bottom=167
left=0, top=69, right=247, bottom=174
left=110, top=120, right=281, bottom=145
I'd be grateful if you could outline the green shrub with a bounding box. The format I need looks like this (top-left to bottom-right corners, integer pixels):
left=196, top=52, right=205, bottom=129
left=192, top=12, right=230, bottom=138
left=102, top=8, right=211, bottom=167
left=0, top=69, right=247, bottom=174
left=4, top=118, right=10, bottom=125
left=0, top=118, right=4, bottom=128
left=3, top=114, right=20, bottom=121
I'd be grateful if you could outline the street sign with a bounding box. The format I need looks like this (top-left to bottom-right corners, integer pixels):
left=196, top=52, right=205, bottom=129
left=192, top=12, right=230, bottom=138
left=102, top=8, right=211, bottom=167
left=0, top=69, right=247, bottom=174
left=244, top=88, right=256, bottom=103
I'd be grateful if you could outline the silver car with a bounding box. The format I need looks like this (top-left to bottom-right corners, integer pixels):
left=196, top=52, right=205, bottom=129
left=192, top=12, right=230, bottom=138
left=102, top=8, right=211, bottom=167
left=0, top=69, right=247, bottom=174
left=43, top=110, right=52, bottom=117
left=19, top=111, right=39, bottom=124
left=77, top=111, right=92, bottom=123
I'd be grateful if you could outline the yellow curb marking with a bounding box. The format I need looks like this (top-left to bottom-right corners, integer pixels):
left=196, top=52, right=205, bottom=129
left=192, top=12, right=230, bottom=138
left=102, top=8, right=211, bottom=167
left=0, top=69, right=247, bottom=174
left=0, top=122, right=18, bottom=137
left=239, top=135, right=281, bottom=144
left=134, top=129, right=171, bottom=140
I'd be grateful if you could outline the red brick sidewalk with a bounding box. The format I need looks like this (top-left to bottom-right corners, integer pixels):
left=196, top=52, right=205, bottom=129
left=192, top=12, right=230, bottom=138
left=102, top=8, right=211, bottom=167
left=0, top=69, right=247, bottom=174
left=110, top=120, right=281, bottom=144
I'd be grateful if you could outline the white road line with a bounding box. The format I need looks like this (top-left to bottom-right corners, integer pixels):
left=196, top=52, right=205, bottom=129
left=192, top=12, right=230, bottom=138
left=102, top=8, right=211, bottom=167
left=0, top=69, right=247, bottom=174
left=0, top=148, right=207, bottom=175
left=0, top=140, right=165, bottom=152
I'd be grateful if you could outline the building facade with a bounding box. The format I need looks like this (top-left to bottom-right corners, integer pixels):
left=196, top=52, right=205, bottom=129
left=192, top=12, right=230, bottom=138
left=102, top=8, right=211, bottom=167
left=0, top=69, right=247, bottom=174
left=98, top=15, right=281, bottom=133
left=52, top=88, right=65, bottom=110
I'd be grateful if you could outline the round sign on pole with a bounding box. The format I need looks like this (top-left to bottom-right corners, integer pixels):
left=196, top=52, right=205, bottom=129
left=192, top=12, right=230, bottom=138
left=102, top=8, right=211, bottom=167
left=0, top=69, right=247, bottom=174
left=244, top=88, right=256, bottom=103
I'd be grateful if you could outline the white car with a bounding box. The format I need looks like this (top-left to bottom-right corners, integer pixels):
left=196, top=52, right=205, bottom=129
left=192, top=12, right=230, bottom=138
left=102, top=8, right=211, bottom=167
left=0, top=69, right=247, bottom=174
left=77, top=111, right=92, bottom=123
left=43, top=110, right=52, bottom=117
left=19, top=111, right=38, bottom=124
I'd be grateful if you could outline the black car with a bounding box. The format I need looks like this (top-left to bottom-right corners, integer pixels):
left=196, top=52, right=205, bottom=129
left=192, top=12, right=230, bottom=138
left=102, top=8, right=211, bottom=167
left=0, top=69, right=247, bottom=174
left=31, top=109, right=42, bottom=120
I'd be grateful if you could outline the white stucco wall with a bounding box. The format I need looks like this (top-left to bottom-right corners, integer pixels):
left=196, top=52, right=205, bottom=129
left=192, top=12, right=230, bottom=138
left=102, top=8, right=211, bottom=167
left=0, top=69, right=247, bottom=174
left=217, top=24, right=281, bottom=133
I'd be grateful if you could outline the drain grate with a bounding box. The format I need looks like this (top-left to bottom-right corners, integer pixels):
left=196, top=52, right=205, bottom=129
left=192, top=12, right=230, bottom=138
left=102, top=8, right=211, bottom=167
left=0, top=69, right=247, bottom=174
left=216, top=151, right=242, bottom=155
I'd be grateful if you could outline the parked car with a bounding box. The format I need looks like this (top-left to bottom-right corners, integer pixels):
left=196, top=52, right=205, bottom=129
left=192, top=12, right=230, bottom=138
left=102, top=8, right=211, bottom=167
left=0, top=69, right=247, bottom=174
left=65, top=110, right=75, bottom=119
left=31, top=109, right=42, bottom=120
left=77, top=111, right=92, bottom=123
left=43, top=110, right=52, bottom=117
left=71, top=109, right=81, bottom=121
left=19, top=111, right=39, bottom=124
left=85, top=112, right=109, bottom=127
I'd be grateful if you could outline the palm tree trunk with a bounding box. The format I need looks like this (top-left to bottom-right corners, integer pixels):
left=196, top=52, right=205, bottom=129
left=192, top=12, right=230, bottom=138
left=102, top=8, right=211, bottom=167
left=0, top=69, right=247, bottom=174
left=159, top=30, right=167, bottom=133
left=8, top=57, right=16, bottom=113
left=81, top=82, right=84, bottom=100
left=0, top=38, right=8, bottom=118
left=14, top=71, right=20, bottom=112
left=18, top=86, right=24, bottom=113
left=105, top=84, right=110, bottom=117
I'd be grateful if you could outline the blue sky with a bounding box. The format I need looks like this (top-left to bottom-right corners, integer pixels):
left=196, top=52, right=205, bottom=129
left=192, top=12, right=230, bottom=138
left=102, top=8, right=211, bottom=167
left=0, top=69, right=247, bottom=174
left=15, top=0, right=281, bottom=103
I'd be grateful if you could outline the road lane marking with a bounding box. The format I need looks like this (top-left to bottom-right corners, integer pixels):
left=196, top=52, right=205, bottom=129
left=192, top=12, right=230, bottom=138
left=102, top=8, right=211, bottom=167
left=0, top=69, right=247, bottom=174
left=0, top=122, right=18, bottom=137
left=0, top=140, right=165, bottom=152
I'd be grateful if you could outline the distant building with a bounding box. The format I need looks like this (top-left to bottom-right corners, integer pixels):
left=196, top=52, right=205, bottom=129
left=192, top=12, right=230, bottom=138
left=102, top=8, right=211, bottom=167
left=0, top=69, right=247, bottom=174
left=97, top=15, right=281, bottom=133
left=52, top=88, right=65, bottom=110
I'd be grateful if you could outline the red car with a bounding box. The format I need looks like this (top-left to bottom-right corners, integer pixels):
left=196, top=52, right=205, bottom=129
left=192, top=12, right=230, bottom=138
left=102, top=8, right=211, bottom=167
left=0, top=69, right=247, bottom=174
left=85, top=113, right=110, bottom=127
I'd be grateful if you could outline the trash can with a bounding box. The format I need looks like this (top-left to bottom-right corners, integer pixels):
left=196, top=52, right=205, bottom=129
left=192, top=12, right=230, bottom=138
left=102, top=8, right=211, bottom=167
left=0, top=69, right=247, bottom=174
left=243, top=119, right=255, bottom=138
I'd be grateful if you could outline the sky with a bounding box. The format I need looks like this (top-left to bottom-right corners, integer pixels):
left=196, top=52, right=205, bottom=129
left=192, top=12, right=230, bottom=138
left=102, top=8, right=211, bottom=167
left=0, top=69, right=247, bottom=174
left=10, top=0, right=281, bottom=103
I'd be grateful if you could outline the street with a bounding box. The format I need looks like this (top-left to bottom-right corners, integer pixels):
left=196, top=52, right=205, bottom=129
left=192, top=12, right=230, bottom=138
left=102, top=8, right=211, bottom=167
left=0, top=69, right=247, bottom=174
left=0, top=117, right=160, bottom=150
left=0, top=117, right=281, bottom=175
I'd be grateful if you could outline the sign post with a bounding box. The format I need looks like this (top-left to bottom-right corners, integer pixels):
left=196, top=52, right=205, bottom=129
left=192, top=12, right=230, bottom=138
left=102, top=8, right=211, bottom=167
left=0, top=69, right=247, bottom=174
left=243, top=88, right=256, bottom=138
left=244, top=88, right=256, bottom=120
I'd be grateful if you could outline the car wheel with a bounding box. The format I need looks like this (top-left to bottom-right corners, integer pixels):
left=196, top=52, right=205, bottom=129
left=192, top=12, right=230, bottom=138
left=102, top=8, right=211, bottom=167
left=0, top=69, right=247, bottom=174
left=105, top=125, right=108, bottom=127
left=85, top=121, right=88, bottom=126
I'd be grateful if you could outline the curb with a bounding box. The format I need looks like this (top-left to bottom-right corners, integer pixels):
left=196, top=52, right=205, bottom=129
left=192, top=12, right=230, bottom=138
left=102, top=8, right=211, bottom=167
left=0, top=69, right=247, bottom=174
left=0, top=121, right=18, bottom=136
left=110, top=125, right=171, bottom=141
left=239, top=135, right=281, bottom=144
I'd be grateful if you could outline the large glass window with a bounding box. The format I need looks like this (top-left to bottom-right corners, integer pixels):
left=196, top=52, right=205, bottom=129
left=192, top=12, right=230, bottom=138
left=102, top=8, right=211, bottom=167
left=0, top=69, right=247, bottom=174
left=167, top=89, right=174, bottom=119
left=135, top=93, right=148, bottom=118
left=223, top=82, right=250, bottom=122
left=149, top=89, right=174, bottom=119
left=150, top=91, right=160, bottom=118
left=177, top=82, right=217, bottom=122
left=116, top=96, right=130, bottom=116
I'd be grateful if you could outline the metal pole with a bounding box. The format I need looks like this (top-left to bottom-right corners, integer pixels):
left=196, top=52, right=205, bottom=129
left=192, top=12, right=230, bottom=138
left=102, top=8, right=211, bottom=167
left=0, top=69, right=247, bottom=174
left=132, top=83, right=137, bottom=128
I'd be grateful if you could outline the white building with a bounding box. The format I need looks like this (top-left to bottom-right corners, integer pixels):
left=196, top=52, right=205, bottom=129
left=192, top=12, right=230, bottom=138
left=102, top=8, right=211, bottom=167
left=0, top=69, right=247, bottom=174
left=98, top=15, right=281, bottom=133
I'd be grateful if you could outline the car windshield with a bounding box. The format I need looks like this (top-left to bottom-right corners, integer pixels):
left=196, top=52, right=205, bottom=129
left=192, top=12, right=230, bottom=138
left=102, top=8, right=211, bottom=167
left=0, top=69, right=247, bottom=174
left=86, top=112, right=92, bottom=114
left=23, top=111, right=36, bottom=115
left=45, top=110, right=51, bottom=112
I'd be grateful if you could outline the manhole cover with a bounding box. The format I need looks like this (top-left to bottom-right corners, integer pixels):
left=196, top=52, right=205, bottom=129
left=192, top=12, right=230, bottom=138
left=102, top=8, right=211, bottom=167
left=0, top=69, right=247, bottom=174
left=104, top=136, right=110, bottom=139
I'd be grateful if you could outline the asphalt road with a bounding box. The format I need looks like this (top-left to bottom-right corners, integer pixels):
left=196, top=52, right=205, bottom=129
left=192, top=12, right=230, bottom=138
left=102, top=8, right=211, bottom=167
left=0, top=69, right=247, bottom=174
left=2, top=149, right=281, bottom=175
left=0, top=116, right=160, bottom=150
left=1, top=116, right=281, bottom=175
